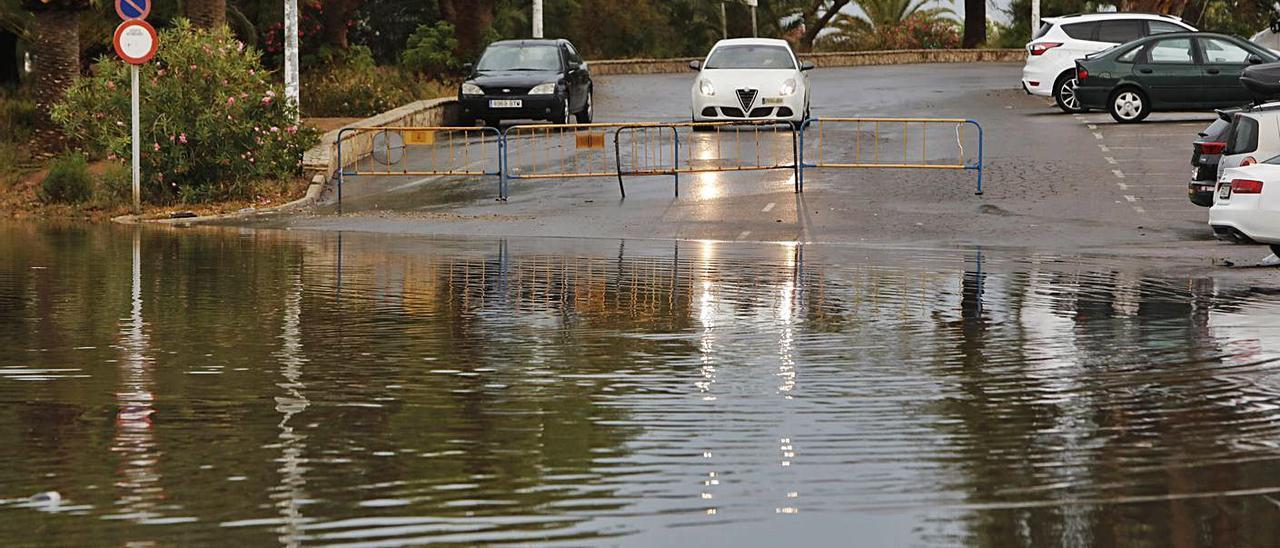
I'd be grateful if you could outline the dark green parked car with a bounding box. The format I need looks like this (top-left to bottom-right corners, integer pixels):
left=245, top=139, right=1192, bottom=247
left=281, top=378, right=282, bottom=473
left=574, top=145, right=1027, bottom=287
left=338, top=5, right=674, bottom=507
left=1075, top=32, right=1279, bottom=123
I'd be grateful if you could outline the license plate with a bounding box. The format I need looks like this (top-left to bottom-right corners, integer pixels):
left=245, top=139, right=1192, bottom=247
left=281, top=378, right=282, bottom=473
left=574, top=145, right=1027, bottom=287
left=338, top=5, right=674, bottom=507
left=761, top=97, right=785, bottom=105
left=1218, top=183, right=1232, bottom=200
left=489, top=99, right=522, bottom=108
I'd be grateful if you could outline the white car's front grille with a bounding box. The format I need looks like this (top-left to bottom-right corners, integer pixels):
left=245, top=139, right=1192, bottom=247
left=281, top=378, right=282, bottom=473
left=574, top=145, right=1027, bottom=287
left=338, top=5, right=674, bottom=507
left=735, top=88, right=758, bottom=112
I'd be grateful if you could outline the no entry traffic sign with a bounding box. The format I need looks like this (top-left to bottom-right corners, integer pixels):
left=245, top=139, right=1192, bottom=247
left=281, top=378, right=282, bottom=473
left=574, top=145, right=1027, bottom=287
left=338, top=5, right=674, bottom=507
left=115, top=0, right=150, bottom=21
left=113, top=19, right=157, bottom=65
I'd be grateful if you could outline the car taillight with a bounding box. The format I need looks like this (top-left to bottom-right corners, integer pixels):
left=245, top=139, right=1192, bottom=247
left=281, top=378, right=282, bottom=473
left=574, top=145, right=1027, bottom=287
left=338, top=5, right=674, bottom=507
left=1076, top=67, right=1088, bottom=81
left=1197, top=141, right=1226, bottom=155
left=1030, top=42, right=1063, bottom=56
left=1242, top=156, right=1258, bottom=166
left=1231, top=179, right=1264, bottom=194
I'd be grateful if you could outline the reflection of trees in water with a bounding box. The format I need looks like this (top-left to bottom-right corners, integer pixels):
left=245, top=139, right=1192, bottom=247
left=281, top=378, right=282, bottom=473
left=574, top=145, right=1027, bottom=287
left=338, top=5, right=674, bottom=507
left=926, top=259, right=1280, bottom=546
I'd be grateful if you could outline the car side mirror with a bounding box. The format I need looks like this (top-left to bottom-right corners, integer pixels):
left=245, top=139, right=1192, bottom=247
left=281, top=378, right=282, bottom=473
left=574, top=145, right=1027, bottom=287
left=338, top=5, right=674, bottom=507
left=463, top=62, right=474, bottom=73
left=800, top=60, right=815, bottom=71
left=689, top=60, right=701, bottom=71
left=1248, top=54, right=1265, bottom=64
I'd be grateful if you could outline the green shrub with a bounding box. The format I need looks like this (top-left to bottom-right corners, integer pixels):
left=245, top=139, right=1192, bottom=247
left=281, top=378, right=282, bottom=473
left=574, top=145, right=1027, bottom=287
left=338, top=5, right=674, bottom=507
left=52, top=20, right=320, bottom=204
left=95, top=162, right=132, bottom=206
left=0, top=89, right=37, bottom=145
left=401, top=22, right=461, bottom=77
left=300, top=48, right=419, bottom=117
left=40, top=153, right=93, bottom=204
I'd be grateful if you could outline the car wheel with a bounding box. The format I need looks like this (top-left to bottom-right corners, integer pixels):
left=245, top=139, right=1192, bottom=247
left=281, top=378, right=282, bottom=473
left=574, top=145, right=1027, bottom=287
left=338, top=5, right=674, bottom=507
left=576, top=89, right=593, bottom=124
left=1109, top=88, right=1149, bottom=123
left=556, top=97, right=572, bottom=124
left=1053, top=73, right=1086, bottom=114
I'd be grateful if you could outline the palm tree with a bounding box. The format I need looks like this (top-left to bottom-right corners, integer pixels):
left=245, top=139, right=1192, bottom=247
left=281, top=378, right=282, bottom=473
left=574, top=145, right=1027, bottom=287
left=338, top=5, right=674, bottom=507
left=186, top=0, right=226, bottom=29
left=821, top=0, right=954, bottom=49
left=20, top=0, right=88, bottom=150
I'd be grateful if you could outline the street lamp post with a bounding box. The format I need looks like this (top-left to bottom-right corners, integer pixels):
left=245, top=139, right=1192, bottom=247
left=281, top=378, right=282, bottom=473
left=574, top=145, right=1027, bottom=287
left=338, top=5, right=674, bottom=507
left=284, top=0, right=299, bottom=121
left=533, top=0, right=543, bottom=38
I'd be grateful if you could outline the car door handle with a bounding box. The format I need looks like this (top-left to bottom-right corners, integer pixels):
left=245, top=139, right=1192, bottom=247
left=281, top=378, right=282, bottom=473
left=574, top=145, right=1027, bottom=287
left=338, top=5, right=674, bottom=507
left=1206, top=68, right=1221, bottom=74
left=1139, top=68, right=1153, bottom=74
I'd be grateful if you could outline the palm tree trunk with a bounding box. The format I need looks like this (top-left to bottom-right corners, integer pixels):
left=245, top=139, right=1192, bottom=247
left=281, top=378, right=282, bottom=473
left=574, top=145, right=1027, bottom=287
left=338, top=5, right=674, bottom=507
left=322, top=0, right=360, bottom=50
left=439, top=0, right=496, bottom=58
left=187, top=0, right=227, bottom=30
left=962, top=0, right=985, bottom=48
left=0, top=31, right=18, bottom=86
left=29, top=8, right=79, bottom=149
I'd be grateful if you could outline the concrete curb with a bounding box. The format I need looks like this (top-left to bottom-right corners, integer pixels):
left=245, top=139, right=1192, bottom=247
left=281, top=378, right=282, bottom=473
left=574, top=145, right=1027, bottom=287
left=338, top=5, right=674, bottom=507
left=110, top=175, right=327, bottom=226
left=301, top=97, right=460, bottom=181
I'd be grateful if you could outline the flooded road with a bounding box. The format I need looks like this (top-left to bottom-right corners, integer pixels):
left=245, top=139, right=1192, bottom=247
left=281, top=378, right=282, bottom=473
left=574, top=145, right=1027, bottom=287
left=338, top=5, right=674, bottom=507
left=3, top=222, right=1280, bottom=545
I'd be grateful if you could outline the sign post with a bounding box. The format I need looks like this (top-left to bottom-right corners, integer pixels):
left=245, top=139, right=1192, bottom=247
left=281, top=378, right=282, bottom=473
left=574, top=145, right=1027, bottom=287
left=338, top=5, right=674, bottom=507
left=112, top=12, right=156, bottom=215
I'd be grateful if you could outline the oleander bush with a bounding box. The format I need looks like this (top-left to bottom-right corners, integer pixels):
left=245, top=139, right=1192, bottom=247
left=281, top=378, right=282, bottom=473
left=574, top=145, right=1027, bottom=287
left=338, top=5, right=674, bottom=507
left=52, top=19, right=319, bottom=204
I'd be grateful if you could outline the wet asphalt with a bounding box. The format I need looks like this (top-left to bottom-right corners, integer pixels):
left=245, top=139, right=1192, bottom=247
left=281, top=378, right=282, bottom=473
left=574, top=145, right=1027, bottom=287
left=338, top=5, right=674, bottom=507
left=266, top=62, right=1279, bottom=268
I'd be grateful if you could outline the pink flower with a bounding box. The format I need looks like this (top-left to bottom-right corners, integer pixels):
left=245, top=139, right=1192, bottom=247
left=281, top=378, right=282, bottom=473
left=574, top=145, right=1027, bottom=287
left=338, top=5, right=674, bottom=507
left=106, top=81, right=116, bottom=90
left=286, top=125, right=298, bottom=134
left=153, top=143, right=160, bottom=151
left=262, top=96, right=273, bottom=106
left=179, top=133, right=188, bottom=144
left=227, top=96, right=236, bottom=106
left=269, top=126, right=279, bottom=133
left=189, top=64, right=196, bottom=70
left=266, top=90, right=276, bottom=98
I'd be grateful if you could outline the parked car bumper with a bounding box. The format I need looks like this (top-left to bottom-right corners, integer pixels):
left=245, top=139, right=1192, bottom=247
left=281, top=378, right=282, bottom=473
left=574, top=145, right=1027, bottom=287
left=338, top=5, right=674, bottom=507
left=1075, top=86, right=1111, bottom=110
left=1188, top=182, right=1215, bottom=207
left=692, top=95, right=807, bottom=123
left=459, top=94, right=567, bottom=123
left=1209, top=191, right=1280, bottom=243
left=1021, top=63, right=1057, bottom=98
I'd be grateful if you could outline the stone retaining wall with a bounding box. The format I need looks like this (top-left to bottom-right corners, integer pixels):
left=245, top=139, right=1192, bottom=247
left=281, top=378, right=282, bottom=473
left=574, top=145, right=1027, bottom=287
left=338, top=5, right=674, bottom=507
left=302, top=97, right=460, bottom=180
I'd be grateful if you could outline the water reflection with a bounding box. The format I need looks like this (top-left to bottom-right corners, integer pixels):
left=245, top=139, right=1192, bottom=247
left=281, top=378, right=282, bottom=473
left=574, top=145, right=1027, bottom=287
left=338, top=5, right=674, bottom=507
left=1, top=224, right=1280, bottom=545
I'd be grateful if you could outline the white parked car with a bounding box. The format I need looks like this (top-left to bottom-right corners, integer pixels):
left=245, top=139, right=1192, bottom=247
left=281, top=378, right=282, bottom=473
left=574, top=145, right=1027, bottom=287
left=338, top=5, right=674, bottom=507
left=690, top=38, right=812, bottom=124
left=1218, top=105, right=1280, bottom=182
left=1022, top=12, right=1196, bottom=113
left=1210, top=161, right=1280, bottom=255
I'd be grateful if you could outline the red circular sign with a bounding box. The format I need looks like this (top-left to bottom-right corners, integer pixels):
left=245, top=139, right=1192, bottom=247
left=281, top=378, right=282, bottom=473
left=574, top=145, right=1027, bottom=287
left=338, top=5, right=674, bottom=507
left=113, top=20, right=158, bottom=65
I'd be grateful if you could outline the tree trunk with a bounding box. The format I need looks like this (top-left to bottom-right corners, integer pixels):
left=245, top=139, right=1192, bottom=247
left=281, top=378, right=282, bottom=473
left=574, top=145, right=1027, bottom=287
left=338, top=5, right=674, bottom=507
left=28, top=9, right=79, bottom=148
left=322, top=0, right=360, bottom=50
left=0, top=31, right=18, bottom=86
left=187, top=0, right=227, bottom=30
left=797, top=0, right=851, bottom=52
left=962, top=0, right=986, bottom=48
left=439, top=0, right=496, bottom=57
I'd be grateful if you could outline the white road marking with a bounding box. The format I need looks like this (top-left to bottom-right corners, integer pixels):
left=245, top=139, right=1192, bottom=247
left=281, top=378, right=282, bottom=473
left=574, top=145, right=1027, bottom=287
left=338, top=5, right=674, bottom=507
left=737, top=231, right=751, bottom=240
left=761, top=202, right=776, bottom=213
left=1117, top=182, right=1129, bottom=190
left=1134, top=206, right=1147, bottom=214
left=1112, top=169, right=1126, bottom=178
left=1094, top=132, right=1104, bottom=140
left=1124, top=195, right=1137, bottom=202
left=1098, top=144, right=1110, bottom=152
left=1105, top=146, right=1155, bottom=150
left=1087, top=124, right=1098, bottom=130
left=1105, top=156, right=1117, bottom=164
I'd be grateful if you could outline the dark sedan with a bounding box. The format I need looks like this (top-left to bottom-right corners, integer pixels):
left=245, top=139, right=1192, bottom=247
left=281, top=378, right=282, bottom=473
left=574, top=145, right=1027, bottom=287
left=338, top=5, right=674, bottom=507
left=1188, top=110, right=1235, bottom=206
left=458, top=39, right=593, bottom=126
left=1075, top=32, right=1278, bottom=123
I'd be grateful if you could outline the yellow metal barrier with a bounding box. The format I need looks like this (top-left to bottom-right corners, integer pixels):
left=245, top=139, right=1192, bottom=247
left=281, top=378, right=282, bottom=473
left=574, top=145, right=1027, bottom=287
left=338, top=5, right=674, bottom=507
left=799, top=117, right=985, bottom=194
left=335, top=125, right=506, bottom=213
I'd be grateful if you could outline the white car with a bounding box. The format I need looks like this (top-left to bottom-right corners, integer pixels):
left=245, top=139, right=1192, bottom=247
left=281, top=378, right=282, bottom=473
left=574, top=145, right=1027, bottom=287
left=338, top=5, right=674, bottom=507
left=1022, top=13, right=1195, bottom=113
left=690, top=38, right=812, bottom=124
left=1218, top=105, right=1280, bottom=182
left=1210, top=161, right=1280, bottom=254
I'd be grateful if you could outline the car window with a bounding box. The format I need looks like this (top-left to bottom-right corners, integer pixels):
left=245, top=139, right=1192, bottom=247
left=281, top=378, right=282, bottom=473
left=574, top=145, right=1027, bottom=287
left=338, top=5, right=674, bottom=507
left=1147, top=38, right=1195, bottom=64
left=1199, top=38, right=1251, bottom=64
left=1228, top=116, right=1259, bottom=154
left=1147, top=20, right=1185, bottom=35
left=1117, top=46, right=1140, bottom=63
left=564, top=42, right=583, bottom=64
left=1097, top=20, right=1144, bottom=43
left=476, top=45, right=562, bottom=71
left=705, top=45, right=796, bottom=69
left=1203, top=118, right=1232, bottom=140
left=1062, top=22, right=1097, bottom=40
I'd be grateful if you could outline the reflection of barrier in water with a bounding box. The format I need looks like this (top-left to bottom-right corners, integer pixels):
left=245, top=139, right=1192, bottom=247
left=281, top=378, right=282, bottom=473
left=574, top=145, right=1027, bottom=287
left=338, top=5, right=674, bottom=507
left=335, top=126, right=507, bottom=213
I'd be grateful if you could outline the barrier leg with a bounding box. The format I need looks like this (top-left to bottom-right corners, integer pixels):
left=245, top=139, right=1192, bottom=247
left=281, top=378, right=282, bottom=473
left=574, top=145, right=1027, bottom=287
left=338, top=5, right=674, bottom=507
left=672, top=128, right=680, bottom=198
left=498, top=133, right=509, bottom=200
left=794, top=123, right=803, bottom=194
left=613, top=128, right=626, bottom=199
left=974, top=121, right=984, bottom=196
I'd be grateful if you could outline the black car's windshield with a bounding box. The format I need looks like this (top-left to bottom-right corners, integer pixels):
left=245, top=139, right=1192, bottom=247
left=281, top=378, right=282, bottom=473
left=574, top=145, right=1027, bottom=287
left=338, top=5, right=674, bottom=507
left=705, top=45, right=795, bottom=69
left=477, top=45, right=562, bottom=71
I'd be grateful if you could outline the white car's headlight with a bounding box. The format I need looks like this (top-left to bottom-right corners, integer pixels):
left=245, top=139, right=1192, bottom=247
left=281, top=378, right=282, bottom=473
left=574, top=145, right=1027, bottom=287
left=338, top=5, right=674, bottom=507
left=461, top=83, right=483, bottom=95
left=780, top=79, right=797, bottom=96
left=699, top=79, right=715, bottom=96
left=529, top=82, right=558, bottom=95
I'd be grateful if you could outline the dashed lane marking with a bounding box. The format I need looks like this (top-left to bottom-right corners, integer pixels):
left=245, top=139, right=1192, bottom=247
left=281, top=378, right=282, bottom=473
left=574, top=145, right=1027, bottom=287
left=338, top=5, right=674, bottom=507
left=1087, top=124, right=1098, bottom=130
left=1105, top=156, right=1117, bottom=164
left=1134, top=206, right=1147, bottom=214
left=1098, top=144, right=1110, bottom=152
left=1094, top=132, right=1104, bottom=140
left=737, top=231, right=751, bottom=240
left=1112, top=169, right=1126, bottom=179
left=761, top=202, right=775, bottom=213
left=1117, top=182, right=1129, bottom=190
left=1124, top=195, right=1137, bottom=202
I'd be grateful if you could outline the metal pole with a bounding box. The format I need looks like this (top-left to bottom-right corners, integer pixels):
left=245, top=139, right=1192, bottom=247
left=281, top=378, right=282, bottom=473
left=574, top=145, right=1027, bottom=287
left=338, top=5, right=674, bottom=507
left=720, top=2, right=727, bottom=39
left=532, top=0, right=544, bottom=38
left=751, top=6, right=758, bottom=37
left=284, top=0, right=300, bottom=119
left=131, top=64, right=140, bottom=214
left=1031, top=0, right=1041, bottom=37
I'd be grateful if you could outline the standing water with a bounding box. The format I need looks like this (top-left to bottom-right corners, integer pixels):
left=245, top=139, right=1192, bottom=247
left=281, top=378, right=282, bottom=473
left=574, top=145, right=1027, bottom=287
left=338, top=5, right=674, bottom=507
left=1, top=222, right=1280, bottom=545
